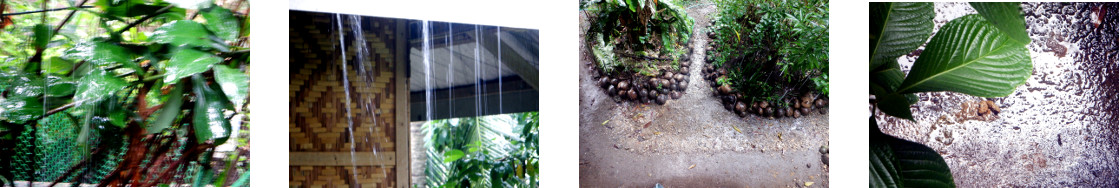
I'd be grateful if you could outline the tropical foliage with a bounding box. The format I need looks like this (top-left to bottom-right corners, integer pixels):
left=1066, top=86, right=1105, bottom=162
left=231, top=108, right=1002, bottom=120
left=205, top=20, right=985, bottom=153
left=422, top=112, right=538, bottom=188
left=0, top=0, right=249, bottom=186
left=869, top=2, right=1032, bottom=187
left=709, top=0, right=828, bottom=103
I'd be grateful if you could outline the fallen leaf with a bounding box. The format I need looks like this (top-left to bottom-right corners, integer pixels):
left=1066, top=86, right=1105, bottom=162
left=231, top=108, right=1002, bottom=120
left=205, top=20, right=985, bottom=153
left=643, top=121, right=652, bottom=128
left=602, top=120, right=610, bottom=126
left=688, top=164, right=696, bottom=169
left=805, top=182, right=814, bottom=186
left=732, top=124, right=742, bottom=133
left=654, top=131, right=662, bottom=135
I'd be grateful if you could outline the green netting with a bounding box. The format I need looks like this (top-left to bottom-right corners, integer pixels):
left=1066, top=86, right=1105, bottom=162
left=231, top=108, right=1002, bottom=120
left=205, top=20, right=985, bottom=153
left=9, top=111, right=127, bottom=185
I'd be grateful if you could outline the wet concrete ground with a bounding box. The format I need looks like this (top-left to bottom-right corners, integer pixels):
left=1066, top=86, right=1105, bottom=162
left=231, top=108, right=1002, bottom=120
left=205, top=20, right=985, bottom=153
left=579, top=2, right=830, bottom=187
left=875, top=2, right=1119, bottom=187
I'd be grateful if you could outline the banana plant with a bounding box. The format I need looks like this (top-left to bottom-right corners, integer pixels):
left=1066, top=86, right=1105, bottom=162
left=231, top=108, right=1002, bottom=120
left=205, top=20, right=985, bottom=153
left=869, top=2, right=1032, bottom=187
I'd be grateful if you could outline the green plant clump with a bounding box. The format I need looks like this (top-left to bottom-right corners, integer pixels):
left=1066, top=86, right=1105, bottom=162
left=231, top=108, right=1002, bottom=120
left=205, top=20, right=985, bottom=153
left=583, top=0, right=694, bottom=76
left=0, top=0, right=249, bottom=186
left=707, top=0, right=829, bottom=104
left=869, top=2, right=1033, bottom=187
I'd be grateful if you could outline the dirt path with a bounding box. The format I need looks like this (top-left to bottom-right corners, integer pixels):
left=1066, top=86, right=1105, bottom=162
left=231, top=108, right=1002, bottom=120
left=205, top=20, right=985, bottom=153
left=875, top=3, right=1119, bottom=187
left=579, top=2, right=829, bottom=187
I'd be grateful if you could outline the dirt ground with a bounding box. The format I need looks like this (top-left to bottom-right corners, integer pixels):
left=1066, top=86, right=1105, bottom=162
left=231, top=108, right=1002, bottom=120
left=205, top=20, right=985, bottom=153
left=875, top=2, right=1119, bottom=187
left=579, top=2, right=830, bottom=187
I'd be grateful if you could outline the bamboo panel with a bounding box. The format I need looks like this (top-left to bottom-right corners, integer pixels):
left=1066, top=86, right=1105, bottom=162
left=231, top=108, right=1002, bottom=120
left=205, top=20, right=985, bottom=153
left=291, top=12, right=401, bottom=188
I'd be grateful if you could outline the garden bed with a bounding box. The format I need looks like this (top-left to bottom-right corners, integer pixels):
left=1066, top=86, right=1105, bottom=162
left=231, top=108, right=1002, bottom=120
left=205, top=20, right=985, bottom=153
left=584, top=0, right=696, bottom=105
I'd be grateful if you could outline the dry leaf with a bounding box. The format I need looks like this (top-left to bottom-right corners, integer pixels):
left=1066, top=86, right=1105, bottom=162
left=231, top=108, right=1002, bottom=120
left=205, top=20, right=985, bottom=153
left=688, top=164, right=696, bottom=169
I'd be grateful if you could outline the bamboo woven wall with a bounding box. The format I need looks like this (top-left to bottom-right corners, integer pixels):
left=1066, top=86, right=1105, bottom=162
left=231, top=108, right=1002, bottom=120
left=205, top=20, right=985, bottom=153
left=289, top=11, right=404, bottom=188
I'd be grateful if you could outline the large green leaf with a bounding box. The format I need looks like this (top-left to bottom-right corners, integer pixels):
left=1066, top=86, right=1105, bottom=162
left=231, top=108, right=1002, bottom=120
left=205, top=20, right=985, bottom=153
left=44, top=57, right=75, bottom=75
left=201, top=5, right=240, bottom=42
left=870, top=2, right=934, bottom=70
left=192, top=75, right=232, bottom=145
left=151, top=20, right=219, bottom=48
left=74, top=69, right=129, bottom=106
left=163, top=49, right=221, bottom=84
left=970, top=2, right=1030, bottom=45
left=33, top=24, right=53, bottom=50
left=0, top=97, right=44, bottom=124
left=897, top=14, right=1032, bottom=97
left=444, top=149, right=465, bottom=163
left=870, top=118, right=956, bottom=188
left=62, top=41, right=135, bottom=67
left=871, top=63, right=917, bottom=120
left=212, top=66, right=248, bottom=109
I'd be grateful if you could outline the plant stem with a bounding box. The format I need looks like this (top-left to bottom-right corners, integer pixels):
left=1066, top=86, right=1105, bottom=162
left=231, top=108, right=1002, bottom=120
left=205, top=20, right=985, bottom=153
left=0, top=5, right=94, bottom=16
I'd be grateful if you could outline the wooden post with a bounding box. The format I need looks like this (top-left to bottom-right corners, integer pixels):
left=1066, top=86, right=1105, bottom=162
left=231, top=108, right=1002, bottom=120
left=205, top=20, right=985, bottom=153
left=394, top=19, right=411, bottom=188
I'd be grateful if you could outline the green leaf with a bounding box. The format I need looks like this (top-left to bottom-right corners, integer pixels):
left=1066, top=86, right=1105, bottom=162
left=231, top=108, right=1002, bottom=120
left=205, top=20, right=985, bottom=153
left=213, top=64, right=247, bottom=110
left=201, top=5, right=240, bottom=42
left=74, top=69, right=129, bottom=106
left=897, top=14, right=1033, bottom=97
left=970, top=2, right=1030, bottom=45
left=444, top=149, right=465, bottom=163
left=33, top=24, right=53, bottom=50
left=870, top=117, right=955, bottom=187
left=192, top=75, right=232, bottom=145
left=151, top=20, right=219, bottom=48
left=869, top=2, right=934, bottom=70
left=44, top=57, right=75, bottom=75
left=149, top=81, right=184, bottom=134
left=45, top=76, right=76, bottom=97
left=62, top=41, right=136, bottom=67
left=0, top=97, right=44, bottom=124
left=163, top=49, right=221, bottom=84
left=875, top=92, right=915, bottom=121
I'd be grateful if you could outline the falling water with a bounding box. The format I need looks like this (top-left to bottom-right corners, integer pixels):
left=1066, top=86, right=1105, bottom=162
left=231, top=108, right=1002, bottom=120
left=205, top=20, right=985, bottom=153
left=447, top=23, right=454, bottom=119
left=474, top=25, right=482, bottom=118
left=497, top=26, right=502, bottom=114
left=347, top=14, right=389, bottom=182
left=334, top=13, right=360, bottom=186
left=423, top=20, right=434, bottom=132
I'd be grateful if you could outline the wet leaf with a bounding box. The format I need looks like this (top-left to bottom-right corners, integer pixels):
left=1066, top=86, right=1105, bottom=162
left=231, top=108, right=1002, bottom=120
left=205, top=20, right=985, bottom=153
left=869, top=2, right=934, bottom=70
left=0, top=97, right=44, bottom=124
left=151, top=20, right=218, bottom=48
left=897, top=15, right=1032, bottom=97
left=164, top=49, right=221, bottom=84
left=202, top=5, right=240, bottom=42
left=970, top=2, right=1030, bottom=45
left=62, top=41, right=139, bottom=70
left=96, top=0, right=170, bottom=18
left=870, top=117, right=955, bottom=188
left=192, top=76, right=232, bottom=145
left=45, top=76, right=77, bottom=97
left=444, top=149, right=465, bottom=163
left=75, top=69, right=129, bottom=106
left=212, top=66, right=248, bottom=109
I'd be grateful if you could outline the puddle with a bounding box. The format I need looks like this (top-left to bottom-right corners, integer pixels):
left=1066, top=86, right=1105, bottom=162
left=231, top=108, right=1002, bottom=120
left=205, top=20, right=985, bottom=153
left=875, top=2, right=1119, bottom=186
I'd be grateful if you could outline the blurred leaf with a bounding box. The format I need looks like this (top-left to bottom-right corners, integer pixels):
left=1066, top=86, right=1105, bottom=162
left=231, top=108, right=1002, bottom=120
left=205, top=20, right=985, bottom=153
left=74, top=69, right=129, bottom=106
left=444, top=149, right=465, bottom=163
left=201, top=5, right=240, bottom=42
left=163, top=49, right=220, bottom=84
left=44, top=57, right=74, bottom=75
left=212, top=65, right=247, bottom=109
left=897, top=15, right=1032, bottom=97
left=0, top=97, right=44, bottom=124
left=149, top=81, right=184, bottom=134
left=62, top=41, right=138, bottom=69
left=45, top=76, right=76, bottom=97
left=165, top=0, right=212, bottom=10
left=151, top=20, right=220, bottom=48
left=95, top=0, right=168, bottom=18
left=192, top=75, right=232, bottom=145
left=33, top=24, right=53, bottom=50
